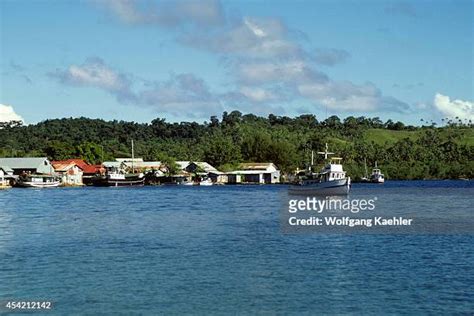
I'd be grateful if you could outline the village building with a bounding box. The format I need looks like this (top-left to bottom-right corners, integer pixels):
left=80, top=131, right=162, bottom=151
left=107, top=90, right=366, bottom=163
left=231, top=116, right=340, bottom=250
left=60, top=159, right=104, bottom=185
left=103, top=158, right=161, bottom=173
left=226, top=163, right=281, bottom=184
left=51, top=160, right=84, bottom=186
left=177, top=161, right=226, bottom=184
left=124, top=160, right=162, bottom=172
left=0, top=157, right=55, bottom=175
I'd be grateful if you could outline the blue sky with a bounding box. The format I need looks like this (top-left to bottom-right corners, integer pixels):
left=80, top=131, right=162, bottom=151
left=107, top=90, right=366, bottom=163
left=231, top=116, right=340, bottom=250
left=1, top=0, right=472, bottom=124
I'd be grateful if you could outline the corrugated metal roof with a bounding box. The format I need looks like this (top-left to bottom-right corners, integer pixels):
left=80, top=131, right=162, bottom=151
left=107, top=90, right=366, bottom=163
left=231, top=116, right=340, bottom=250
left=103, top=161, right=121, bottom=168
left=0, top=157, right=48, bottom=168
left=176, top=161, right=190, bottom=169
left=0, top=165, right=13, bottom=173
left=0, top=157, right=53, bottom=174
left=64, top=159, right=88, bottom=169
left=52, top=162, right=76, bottom=172
left=123, top=161, right=161, bottom=169
left=194, top=162, right=218, bottom=172
left=116, top=158, right=144, bottom=163
left=239, top=162, right=277, bottom=171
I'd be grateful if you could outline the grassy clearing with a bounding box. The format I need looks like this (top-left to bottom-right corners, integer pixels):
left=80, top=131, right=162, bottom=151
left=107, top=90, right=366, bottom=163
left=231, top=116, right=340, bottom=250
left=363, top=129, right=419, bottom=145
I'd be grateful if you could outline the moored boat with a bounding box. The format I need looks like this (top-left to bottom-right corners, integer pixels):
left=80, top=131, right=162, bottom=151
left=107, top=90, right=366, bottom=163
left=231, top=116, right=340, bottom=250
left=289, top=143, right=351, bottom=195
left=199, top=177, right=213, bottom=186
left=92, top=172, right=145, bottom=187
left=0, top=183, right=12, bottom=189
left=15, top=174, right=61, bottom=188
left=369, top=162, right=385, bottom=183
left=92, top=139, right=145, bottom=187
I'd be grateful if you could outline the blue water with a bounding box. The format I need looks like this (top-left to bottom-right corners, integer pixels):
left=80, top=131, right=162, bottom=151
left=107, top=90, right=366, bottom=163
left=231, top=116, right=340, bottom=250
left=0, top=181, right=473, bottom=314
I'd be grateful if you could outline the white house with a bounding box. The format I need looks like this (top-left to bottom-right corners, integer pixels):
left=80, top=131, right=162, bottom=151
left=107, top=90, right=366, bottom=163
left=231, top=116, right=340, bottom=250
left=226, top=163, right=280, bottom=184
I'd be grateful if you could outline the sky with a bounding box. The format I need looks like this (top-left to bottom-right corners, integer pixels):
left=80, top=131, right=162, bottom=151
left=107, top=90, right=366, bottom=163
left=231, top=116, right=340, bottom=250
left=0, top=0, right=473, bottom=125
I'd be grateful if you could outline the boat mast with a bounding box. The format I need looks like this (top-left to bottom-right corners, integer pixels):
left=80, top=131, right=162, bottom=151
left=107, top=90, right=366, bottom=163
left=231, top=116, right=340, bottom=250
left=131, top=139, right=134, bottom=174
left=364, top=157, right=368, bottom=178
left=317, top=143, right=334, bottom=160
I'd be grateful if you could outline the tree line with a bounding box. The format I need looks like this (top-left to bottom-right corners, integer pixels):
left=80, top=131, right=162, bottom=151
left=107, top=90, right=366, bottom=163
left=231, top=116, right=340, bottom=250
left=0, top=111, right=472, bottom=179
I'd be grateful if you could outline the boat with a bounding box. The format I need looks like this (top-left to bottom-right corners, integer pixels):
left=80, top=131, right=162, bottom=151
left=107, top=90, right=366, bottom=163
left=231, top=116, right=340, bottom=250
left=15, top=174, right=61, bottom=188
left=92, top=172, right=145, bottom=187
left=289, top=143, right=351, bottom=195
left=361, top=157, right=370, bottom=182
left=0, top=168, right=13, bottom=189
left=92, top=140, right=145, bottom=187
left=0, top=176, right=12, bottom=189
left=369, top=162, right=385, bottom=183
left=0, top=182, right=12, bottom=189
left=199, top=177, right=213, bottom=186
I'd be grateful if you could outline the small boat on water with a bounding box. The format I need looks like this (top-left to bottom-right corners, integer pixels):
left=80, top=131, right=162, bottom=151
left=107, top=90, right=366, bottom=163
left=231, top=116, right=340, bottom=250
left=199, top=177, right=213, bottom=186
left=361, top=160, right=385, bottom=183
left=369, top=162, right=385, bottom=183
left=0, top=182, right=12, bottom=189
left=289, top=143, right=351, bottom=195
left=15, top=174, right=61, bottom=188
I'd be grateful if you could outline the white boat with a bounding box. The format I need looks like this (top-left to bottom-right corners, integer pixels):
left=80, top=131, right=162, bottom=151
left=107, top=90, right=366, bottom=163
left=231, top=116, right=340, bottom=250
left=93, top=171, right=145, bottom=187
left=199, top=178, right=213, bottom=186
left=290, top=143, right=351, bottom=195
left=15, top=174, right=61, bottom=188
left=0, top=183, right=12, bottom=189
left=369, top=162, right=385, bottom=183
left=92, top=139, right=145, bottom=187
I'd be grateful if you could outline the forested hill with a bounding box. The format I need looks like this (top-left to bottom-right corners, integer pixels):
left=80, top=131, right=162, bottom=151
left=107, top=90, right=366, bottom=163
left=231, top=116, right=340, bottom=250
left=1, top=112, right=473, bottom=180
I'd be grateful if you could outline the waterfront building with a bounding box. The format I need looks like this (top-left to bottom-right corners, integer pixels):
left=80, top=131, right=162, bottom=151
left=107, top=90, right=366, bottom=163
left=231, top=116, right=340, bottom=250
left=51, top=160, right=84, bottom=186
left=177, top=161, right=226, bottom=184
left=59, top=159, right=104, bottom=185
left=226, top=163, right=281, bottom=184
left=0, top=157, right=55, bottom=175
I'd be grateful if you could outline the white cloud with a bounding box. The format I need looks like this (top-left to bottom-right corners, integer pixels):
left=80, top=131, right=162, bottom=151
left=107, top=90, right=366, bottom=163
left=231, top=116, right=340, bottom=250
left=234, top=60, right=327, bottom=85
left=298, top=81, right=409, bottom=112
left=0, top=104, right=24, bottom=123
left=181, top=16, right=302, bottom=59
left=434, top=93, right=473, bottom=121
left=313, top=48, right=350, bottom=66
left=239, top=87, right=278, bottom=102
left=49, top=57, right=134, bottom=102
left=96, top=0, right=224, bottom=27
left=79, top=2, right=413, bottom=115
left=138, top=73, right=221, bottom=117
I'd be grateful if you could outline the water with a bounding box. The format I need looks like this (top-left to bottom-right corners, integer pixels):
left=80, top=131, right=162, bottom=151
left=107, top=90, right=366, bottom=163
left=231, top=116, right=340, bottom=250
left=0, top=181, right=473, bottom=314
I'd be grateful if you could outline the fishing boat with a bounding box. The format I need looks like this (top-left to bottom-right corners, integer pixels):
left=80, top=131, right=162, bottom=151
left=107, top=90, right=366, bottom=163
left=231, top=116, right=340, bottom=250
left=92, top=140, right=145, bottom=187
left=369, top=162, right=385, bottom=183
left=92, top=171, right=145, bottom=187
left=289, top=143, right=351, bottom=195
left=15, top=174, right=61, bottom=188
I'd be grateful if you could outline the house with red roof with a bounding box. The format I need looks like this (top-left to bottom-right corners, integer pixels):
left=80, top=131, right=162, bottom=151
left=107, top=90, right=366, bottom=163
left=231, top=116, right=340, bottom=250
left=52, top=160, right=84, bottom=186
left=62, top=159, right=105, bottom=185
